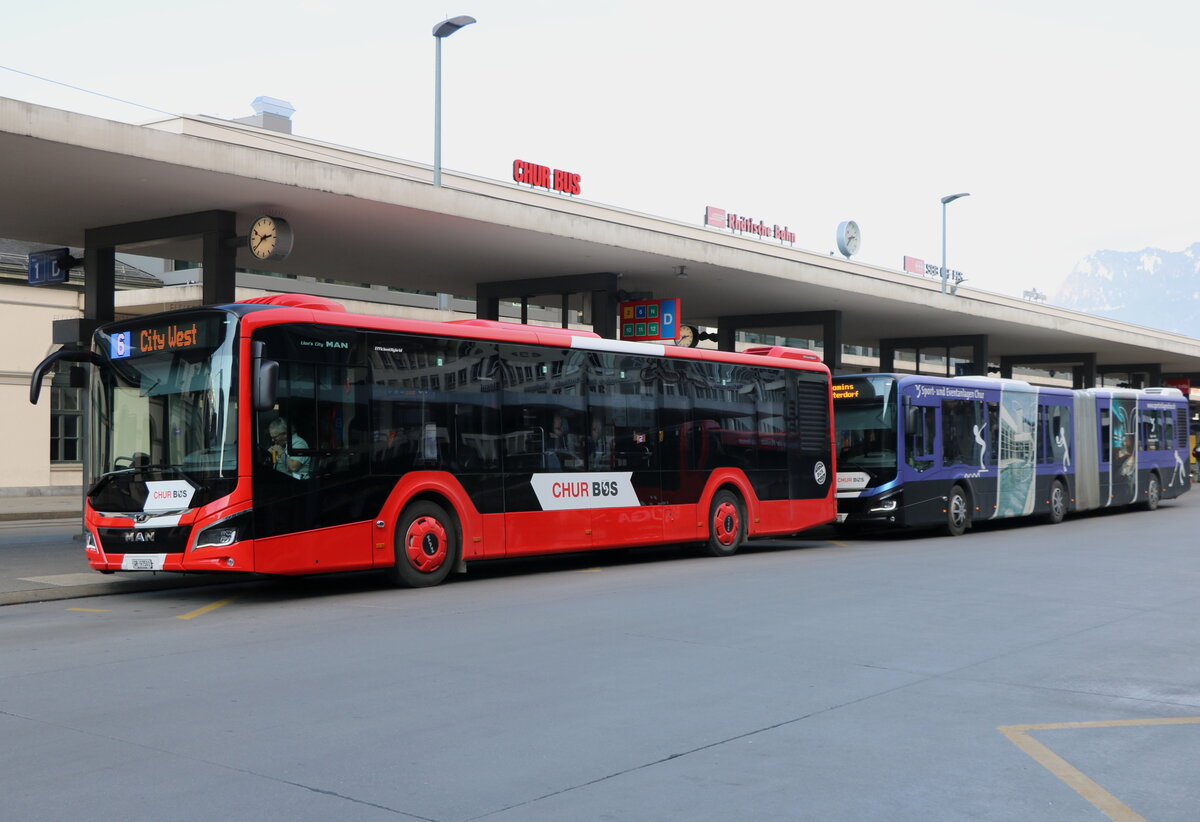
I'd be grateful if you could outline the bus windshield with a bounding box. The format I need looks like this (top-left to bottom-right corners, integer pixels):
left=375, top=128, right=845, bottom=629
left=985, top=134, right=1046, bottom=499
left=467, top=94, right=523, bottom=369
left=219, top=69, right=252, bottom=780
left=834, top=376, right=898, bottom=480
left=88, top=312, right=238, bottom=511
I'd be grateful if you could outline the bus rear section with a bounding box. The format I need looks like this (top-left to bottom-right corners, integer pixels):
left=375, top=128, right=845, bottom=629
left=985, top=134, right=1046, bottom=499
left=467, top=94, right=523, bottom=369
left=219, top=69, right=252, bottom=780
left=46, top=296, right=836, bottom=585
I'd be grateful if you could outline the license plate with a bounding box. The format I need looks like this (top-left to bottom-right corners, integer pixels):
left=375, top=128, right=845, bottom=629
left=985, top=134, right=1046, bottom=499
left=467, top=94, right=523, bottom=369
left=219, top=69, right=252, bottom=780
left=121, top=554, right=166, bottom=571
left=835, top=513, right=848, bottom=523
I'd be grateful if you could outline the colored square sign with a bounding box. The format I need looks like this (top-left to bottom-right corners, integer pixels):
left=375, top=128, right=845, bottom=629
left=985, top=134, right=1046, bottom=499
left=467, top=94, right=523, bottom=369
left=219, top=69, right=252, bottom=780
left=618, top=298, right=680, bottom=342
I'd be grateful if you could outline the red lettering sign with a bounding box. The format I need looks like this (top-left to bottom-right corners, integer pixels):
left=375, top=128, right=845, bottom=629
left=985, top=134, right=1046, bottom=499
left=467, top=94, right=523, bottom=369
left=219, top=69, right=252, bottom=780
left=513, top=159, right=580, bottom=195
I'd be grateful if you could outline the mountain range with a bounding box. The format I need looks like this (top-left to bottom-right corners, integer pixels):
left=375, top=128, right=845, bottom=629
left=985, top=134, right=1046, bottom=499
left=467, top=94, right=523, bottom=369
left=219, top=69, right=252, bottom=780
left=1052, top=244, right=1200, bottom=335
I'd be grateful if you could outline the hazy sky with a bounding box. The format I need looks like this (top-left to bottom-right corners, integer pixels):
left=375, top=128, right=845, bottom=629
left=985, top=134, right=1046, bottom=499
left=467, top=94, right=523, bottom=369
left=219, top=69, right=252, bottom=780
left=3, top=0, right=1196, bottom=297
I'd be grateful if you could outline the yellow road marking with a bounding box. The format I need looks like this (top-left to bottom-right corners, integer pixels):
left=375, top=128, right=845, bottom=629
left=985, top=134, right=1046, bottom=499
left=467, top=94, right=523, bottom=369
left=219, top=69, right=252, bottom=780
left=580, top=568, right=602, bottom=573
left=999, top=718, right=1200, bottom=822
left=68, top=607, right=111, bottom=613
left=829, top=540, right=848, bottom=547
left=176, top=598, right=235, bottom=620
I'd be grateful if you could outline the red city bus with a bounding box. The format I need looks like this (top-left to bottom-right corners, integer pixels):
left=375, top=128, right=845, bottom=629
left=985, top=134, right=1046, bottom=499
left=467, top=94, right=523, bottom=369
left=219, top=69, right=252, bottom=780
left=31, top=294, right=835, bottom=586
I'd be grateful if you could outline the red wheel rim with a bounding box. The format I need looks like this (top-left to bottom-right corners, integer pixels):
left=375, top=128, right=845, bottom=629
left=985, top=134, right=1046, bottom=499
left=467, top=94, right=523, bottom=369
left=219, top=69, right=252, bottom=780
left=405, top=515, right=448, bottom=573
left=712, top=501, right=739, bottom=546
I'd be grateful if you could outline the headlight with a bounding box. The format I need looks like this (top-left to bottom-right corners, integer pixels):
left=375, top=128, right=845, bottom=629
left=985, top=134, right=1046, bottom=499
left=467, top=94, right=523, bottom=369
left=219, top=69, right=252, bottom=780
left=193, top=512, right=252, bottom=551
left=868, top=499, right=898, bottom=513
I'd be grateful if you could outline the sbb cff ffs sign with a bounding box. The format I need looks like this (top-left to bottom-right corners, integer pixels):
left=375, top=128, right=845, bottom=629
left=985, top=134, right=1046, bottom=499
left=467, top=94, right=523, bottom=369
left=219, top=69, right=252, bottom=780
left=619, top=298, right=679, bottom=342
left=513, top=159, right=581, bottom=195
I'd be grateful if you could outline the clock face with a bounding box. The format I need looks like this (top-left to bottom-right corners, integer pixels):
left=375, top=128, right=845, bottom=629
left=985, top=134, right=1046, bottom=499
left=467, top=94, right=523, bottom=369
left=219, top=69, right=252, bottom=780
left=836, top=220, right=860, bottom=258
left=249, top=215, right=293, bottom=261
left=675, top=324, right=699, bottom=347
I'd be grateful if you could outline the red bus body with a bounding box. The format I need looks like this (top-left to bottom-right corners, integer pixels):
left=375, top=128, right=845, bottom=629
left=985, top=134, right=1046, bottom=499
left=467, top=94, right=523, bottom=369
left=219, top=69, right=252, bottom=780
left=79, top=297, right=836, bottom=583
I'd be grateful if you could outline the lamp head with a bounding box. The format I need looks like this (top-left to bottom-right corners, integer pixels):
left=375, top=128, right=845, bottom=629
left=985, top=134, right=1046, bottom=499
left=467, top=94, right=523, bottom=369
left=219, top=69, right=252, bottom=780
left=940, top=192, right=970, bottom=205
left=433, top=15, right=476, bottom=37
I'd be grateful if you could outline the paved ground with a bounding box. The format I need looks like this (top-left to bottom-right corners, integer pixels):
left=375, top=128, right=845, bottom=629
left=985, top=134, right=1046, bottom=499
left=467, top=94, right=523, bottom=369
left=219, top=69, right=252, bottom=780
left=0, top=495, right=244, bottom=605
left=5, top=495, right=1200, bottom=821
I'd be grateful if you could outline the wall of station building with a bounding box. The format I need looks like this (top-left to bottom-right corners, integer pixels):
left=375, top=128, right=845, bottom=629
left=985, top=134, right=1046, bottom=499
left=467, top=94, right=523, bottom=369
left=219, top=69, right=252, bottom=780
left=1, top=282, right=84, bottom=496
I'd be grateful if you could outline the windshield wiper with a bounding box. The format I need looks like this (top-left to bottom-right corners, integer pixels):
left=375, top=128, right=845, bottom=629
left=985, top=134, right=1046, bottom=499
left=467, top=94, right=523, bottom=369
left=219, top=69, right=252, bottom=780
left=89, top=463, right=203, bottom=496
left=132, top=463, right=204, bottom=487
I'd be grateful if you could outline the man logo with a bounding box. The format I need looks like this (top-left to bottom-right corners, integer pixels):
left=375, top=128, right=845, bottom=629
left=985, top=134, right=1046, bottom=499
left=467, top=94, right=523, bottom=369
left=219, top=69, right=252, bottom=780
left=814, top=461, right=828, bottom=485
left=123, top=531, right=157, bottom=543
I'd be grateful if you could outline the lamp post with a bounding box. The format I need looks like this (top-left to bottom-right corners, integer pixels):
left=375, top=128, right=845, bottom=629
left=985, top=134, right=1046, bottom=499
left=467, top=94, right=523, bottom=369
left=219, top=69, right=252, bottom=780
left=940, top=192, right=970, bottom=293
left=432, top=14, right=476, bottom=187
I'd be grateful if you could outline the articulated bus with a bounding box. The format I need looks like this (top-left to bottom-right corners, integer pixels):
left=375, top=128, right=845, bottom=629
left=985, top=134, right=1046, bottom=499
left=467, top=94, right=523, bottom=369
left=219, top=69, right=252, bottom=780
left=30, top=294, right=835, bottom=586
left=832, top=374, right=1191, bottom=535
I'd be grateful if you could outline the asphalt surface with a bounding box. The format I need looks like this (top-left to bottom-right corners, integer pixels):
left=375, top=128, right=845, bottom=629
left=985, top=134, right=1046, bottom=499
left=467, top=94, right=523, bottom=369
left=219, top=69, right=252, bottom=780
left=4, top=494, right=1200, bottom=821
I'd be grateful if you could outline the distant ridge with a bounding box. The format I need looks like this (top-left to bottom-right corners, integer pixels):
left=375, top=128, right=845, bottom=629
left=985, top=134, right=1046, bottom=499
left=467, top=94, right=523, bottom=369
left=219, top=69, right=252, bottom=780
left=1052, top=244, right=1200, bottom=335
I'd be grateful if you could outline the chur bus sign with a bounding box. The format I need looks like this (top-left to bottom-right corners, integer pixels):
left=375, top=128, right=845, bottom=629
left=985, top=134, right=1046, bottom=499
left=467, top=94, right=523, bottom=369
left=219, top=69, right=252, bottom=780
left=513, top=159, right=581, bottom=195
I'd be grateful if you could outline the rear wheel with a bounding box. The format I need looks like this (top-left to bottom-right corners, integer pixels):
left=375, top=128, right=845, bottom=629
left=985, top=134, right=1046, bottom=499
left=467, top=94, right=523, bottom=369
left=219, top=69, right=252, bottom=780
left=944, top=485, right=970, bottom=537
left=1043, top=480, right=1067, bottom=524
left=1141, top=474, right=1162, bottom=511
left=389, top=501, right=459, bottom=587
left=703, top=490, right=745, bottom=557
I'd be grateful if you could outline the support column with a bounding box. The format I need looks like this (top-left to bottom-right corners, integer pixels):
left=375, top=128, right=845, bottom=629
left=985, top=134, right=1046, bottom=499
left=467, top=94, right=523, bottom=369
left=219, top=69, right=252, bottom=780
left=999, top=353, right=1096, bottom=388
left=82, top=210, right=240, bottom=330
left=475, top=273, right=619, bottom=337
left=879, top=335, right=989, bottom=377
left=715, top=311, right=843, bottom=372
left=1097, top=363, right=1162, bottom=389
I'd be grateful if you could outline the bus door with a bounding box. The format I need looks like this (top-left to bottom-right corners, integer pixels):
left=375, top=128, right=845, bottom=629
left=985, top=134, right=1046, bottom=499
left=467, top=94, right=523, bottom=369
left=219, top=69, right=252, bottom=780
left=252, top=325, right=374, bottom=572
left=1100, top=396, right=1138, bottom=506
left=899, top=393, right=943, bottom=525
left=940, top=396, right=993, bottom=519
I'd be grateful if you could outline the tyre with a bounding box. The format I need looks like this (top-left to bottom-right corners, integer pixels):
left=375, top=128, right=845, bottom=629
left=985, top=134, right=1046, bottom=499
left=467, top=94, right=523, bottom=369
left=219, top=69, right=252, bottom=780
left=1141, top=474, right=1161, bottom=511
left=1043, top=479, right=1066, bottom=524
left=944, top=485, right=970, bottom=537
left=389, top=501, right=459, bottom=587
left=703, top=489, right=745, bottom=557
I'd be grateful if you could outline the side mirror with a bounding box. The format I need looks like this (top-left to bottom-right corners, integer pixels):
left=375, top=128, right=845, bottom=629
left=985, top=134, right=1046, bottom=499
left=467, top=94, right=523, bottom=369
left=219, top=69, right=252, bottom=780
left=251, top=341, right=278, bottom=411
left=29, top=347, right=100, bottom=404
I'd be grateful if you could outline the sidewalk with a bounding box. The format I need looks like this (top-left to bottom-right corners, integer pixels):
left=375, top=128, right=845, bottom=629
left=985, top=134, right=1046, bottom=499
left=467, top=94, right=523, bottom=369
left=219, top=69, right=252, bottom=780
left=0, top=493, right=82, bottom=522
left=0, top=496, right=249, bottom=607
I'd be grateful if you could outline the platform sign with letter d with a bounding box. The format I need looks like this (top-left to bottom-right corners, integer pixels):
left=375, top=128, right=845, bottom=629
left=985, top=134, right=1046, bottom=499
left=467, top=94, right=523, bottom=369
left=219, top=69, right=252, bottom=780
left=619, top=298, right=680, bottom=342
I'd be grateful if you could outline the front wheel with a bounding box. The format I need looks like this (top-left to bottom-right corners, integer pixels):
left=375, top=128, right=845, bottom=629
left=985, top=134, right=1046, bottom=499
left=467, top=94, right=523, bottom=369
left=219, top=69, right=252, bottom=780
left=703, top=490, right=745, bottom=557
left=388, top=501, right=459, bottom=588
left=944, top=486, right=970, bottom=537
left=1141, top=475, right=1161, bottom=511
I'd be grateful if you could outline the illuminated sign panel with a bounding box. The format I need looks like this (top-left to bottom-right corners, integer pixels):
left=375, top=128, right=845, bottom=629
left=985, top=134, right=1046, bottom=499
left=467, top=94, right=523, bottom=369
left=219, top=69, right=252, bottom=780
left=619, top=298, right=679, bottom=342
left=832, top=383, right=861, bottom=401
left=107, top=317, right=220, bottom=359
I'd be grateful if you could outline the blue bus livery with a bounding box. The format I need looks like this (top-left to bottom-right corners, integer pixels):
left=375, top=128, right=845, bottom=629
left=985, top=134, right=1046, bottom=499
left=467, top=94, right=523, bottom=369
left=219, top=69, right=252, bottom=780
left=833, top=374, right=1190, bottom=535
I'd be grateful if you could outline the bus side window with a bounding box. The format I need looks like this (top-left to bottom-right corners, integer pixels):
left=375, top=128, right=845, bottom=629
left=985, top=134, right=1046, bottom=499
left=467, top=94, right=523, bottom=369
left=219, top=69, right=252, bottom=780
left=1100, top=407, right=1110, bottom=463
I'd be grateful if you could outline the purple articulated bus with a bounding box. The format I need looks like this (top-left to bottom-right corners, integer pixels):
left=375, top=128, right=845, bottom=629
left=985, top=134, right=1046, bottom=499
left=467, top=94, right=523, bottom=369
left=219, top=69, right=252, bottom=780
left=832, top=374, right=1190, bottom=536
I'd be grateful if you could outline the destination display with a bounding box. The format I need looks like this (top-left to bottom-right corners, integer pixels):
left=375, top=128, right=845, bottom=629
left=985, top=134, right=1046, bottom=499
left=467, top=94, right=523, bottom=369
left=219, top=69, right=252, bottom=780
left=107, top=315, right=223, bottom=359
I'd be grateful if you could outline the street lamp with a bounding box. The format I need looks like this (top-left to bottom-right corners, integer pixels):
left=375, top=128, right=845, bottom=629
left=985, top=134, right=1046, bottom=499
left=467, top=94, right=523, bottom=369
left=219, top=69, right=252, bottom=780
left=940, top=192, right=970, bottom=293
left=432, top=14, right=476, bottom=187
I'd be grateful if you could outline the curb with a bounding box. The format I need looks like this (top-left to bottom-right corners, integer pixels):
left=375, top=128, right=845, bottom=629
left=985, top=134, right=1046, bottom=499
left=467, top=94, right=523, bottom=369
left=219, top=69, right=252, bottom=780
left=0, top=574, right=257, bottom=607
left=0, top=511, right=81, bottom=523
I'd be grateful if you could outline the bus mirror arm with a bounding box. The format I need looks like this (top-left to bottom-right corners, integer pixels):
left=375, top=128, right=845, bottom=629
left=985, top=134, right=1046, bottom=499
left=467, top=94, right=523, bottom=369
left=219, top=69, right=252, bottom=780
left=29, top=347, right=100, bottom=405
left=252, top=341, right=279, bottom=411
